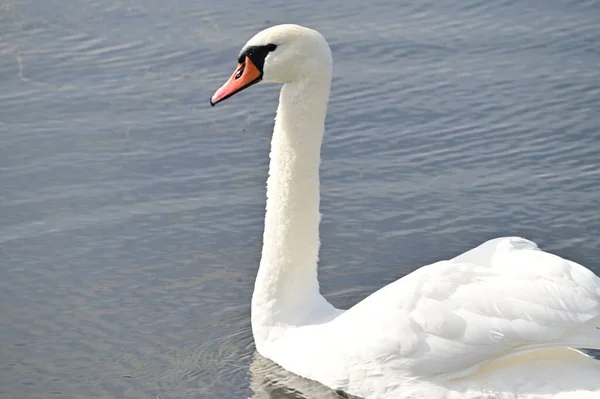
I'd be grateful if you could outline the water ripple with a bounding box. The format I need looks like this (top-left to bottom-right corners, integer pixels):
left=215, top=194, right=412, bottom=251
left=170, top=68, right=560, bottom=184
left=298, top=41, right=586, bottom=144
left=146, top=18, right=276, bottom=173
left=1, top=0, right=599, bottom=398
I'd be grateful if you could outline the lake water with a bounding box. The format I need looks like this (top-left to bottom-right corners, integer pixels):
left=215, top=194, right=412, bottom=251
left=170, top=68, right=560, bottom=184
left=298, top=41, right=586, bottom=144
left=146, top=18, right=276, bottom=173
left=1, top=0, right=599, bottom=398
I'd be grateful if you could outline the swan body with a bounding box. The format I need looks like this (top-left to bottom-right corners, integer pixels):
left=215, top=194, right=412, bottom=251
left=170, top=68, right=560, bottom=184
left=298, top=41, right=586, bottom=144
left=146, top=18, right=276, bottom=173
left=211, top=24, right=600, bottom=399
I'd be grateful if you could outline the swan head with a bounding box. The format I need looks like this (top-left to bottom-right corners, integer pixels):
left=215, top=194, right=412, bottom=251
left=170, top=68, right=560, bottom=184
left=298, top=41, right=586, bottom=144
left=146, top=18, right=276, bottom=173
left=210, top=24, right=332, bottom=106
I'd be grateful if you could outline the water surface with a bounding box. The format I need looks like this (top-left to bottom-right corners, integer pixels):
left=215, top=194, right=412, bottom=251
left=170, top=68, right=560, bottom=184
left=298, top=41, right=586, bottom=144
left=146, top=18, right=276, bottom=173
left=1, top=0, right=599, bottom=398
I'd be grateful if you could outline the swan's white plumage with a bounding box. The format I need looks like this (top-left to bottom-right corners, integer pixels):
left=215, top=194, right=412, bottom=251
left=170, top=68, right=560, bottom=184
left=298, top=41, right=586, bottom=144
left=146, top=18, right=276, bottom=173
left=259, top=237, right=600, bottom=397
left=212, top=24, right=600, bottom=399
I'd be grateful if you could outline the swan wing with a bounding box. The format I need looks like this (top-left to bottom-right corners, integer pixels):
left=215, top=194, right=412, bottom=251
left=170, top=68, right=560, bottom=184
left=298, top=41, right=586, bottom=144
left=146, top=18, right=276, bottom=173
left=339, top=237, right=600, bottom=378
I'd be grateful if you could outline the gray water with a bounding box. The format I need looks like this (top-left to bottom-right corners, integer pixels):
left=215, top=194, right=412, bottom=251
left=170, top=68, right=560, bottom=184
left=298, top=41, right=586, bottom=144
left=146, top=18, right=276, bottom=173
left=1, top=0, right=600, bottom=398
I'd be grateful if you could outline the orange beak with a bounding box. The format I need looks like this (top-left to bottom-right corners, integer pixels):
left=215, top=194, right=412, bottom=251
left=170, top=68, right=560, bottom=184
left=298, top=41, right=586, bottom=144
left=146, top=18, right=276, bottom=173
left=210, top=57, right=262, bottom=106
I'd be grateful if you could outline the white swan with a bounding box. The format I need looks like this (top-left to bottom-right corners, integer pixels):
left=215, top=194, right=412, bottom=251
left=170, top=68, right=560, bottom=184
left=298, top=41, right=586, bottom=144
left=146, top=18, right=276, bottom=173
left=210, top=24, right=600, bottom=399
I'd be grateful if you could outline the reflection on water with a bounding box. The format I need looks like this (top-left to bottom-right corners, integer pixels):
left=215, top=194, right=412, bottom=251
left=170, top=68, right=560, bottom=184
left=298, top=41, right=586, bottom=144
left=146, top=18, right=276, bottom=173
left=249, top=353, right=358, bottom=399
left=1, top=0, right=599, bottom=398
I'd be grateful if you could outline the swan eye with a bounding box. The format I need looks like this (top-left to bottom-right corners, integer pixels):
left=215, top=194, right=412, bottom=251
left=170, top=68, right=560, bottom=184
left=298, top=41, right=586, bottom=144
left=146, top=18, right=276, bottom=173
left=238, top=44, right=278, bottom=66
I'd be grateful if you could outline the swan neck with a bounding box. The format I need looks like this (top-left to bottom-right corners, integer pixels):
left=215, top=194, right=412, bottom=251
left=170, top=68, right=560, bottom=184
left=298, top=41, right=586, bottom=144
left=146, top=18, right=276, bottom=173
left=252, top=75, right=332, bottom=335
